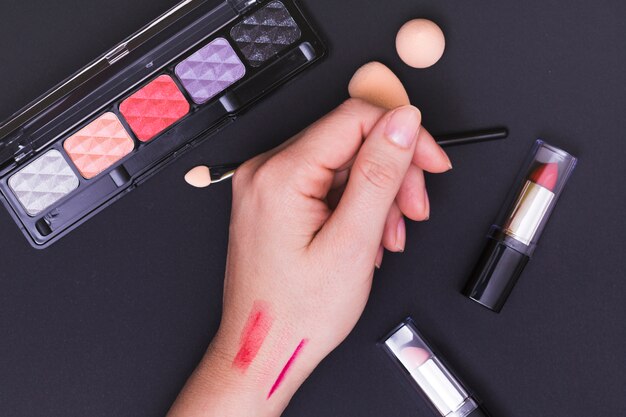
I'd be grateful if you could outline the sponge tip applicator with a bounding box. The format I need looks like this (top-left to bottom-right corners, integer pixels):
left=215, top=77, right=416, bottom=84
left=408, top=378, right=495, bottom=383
left=184, top=166, right=213, bottom=188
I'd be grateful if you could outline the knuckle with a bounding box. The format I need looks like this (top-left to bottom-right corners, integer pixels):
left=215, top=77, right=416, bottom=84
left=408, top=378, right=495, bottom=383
left=231, top=160, right=254, bottom=191
left=251, top=158, right=281, bottom=189
left=338, top=97, right=368, bottom=116
left=356, top=155, right=398, bottom=190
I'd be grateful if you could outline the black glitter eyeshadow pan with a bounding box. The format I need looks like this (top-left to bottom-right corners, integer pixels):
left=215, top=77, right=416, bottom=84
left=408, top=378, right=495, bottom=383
left=230, top=0, right=302, bottom=67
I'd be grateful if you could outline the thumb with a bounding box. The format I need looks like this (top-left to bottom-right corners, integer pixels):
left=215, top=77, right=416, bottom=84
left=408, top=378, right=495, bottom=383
left=316, top=105, right=421, bottom=260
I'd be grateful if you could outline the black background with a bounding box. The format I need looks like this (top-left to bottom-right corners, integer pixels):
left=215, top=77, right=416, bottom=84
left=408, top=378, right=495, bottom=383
left=1, top=0, right=625, bottom=416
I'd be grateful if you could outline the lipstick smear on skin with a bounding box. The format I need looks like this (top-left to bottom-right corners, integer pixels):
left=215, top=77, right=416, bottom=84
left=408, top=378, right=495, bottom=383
left=232, top=301, right=274, bottom=372
left=267, top=339, right=308, bottom=399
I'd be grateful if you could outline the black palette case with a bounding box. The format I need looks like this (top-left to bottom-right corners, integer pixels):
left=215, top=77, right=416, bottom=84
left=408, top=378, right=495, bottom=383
left=0, top=0, right=326, bottom=248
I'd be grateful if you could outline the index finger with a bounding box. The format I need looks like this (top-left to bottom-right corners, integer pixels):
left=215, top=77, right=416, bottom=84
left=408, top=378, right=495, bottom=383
left=271, top=98, right=386, bottom=199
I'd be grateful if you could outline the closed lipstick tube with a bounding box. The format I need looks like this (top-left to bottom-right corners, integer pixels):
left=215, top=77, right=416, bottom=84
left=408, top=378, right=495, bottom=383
left=463, top=140, right=577, bottom=312
left=381, top=318, right=491, bottom=417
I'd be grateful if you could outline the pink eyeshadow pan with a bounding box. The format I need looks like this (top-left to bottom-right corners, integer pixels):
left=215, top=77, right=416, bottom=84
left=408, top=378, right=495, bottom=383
left=63, top=112, right=135, bottom=179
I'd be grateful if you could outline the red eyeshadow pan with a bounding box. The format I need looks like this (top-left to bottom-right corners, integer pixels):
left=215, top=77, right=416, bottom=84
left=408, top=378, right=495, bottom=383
left=119, top=75, right=190, bottom=142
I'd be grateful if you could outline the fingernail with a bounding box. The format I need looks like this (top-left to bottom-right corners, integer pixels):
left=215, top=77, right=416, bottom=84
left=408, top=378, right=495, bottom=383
left=395, top=218, right=406, bottom=252
left=375, top=245, right=384, bottom=269
left=423, top=188, right=431, bottom=220
left=440, top=147, right=453, bottom=170
left=385, top=106, right=421, bottom=149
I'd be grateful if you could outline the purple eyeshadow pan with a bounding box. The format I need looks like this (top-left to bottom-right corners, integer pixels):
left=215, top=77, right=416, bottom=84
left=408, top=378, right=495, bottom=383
left=175, top=38, right=246, bottom=105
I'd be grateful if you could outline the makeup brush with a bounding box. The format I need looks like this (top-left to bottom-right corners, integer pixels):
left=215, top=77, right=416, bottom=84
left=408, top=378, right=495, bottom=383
left=185, top=127, right=509, bottom=188
left=435, top=127, right=508, bottom=147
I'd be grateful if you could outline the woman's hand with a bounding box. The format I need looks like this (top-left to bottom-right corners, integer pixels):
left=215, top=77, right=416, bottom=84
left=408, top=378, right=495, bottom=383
left=168, top=99, right=451, bottom=417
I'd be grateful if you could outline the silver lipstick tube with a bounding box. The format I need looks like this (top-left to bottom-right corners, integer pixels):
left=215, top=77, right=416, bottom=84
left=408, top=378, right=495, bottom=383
left=381, top=319, right=490, bottom=417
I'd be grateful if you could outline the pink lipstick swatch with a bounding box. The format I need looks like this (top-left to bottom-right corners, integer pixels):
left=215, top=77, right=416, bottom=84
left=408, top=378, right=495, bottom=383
left=233, top=301, right=273, bottom=372
left=267, top=338, right=308, bottom=399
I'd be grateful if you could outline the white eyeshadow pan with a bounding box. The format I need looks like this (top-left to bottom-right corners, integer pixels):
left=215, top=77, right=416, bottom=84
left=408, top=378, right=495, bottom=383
left=8, top=149, right=79, bottom=216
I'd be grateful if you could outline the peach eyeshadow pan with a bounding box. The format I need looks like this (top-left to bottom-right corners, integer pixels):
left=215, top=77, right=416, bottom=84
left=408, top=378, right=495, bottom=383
left=63, top=112, right=135, bottom=179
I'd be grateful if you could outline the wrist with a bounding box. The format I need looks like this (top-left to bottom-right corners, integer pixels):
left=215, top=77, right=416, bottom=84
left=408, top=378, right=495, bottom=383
left=167, top=340, right=263, bottom=417
left=168, top=328, right=321, bottom=417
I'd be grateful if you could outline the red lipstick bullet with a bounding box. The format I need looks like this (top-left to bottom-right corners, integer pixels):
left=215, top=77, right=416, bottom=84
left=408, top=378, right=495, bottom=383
left=503, top=162, right=559, bottom=246
left=529, top=162, right=558, bottom=191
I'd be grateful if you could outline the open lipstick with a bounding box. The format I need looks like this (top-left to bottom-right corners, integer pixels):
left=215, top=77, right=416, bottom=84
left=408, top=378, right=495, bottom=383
left=463, top=140, right=577, bottom=312
left=381, top=318, right=491, bottom=417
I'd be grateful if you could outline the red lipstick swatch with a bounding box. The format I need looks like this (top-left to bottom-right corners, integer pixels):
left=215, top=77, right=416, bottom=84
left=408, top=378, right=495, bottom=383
left=267, top=339, right=308, bottom=399
left=232, top=301, right=273, bottom=372
left=530, top=162, right=558, bottom=191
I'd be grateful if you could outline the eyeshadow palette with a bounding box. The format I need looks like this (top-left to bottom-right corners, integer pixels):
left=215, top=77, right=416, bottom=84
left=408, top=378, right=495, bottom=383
left=0, top=0, right=325, bottom=248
